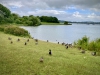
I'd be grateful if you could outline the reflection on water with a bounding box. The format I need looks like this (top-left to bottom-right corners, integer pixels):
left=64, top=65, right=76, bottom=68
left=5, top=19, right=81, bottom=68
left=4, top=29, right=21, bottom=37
left=21, top=24, right=100, bottom=43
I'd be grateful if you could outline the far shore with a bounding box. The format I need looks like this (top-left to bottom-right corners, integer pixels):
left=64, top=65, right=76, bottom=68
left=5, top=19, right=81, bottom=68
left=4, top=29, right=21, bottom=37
left=41, top=22, right=72, bottom=25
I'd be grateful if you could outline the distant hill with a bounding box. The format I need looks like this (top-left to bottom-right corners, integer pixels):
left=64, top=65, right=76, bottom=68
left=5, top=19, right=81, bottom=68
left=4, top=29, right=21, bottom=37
left=59, top=20, right=100, bottom=24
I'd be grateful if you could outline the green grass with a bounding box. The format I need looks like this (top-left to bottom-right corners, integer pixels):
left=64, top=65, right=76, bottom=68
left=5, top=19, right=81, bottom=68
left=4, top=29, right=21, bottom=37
left=0, top=32, right=100, bottom=75
left=41, top=22, right=72, bottom=25
left=41, top=22, right=64, bottom=25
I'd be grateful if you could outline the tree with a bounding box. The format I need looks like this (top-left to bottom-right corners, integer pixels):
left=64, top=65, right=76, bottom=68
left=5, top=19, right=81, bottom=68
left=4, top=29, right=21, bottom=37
left=0, top=4, right=41, bottom=26
left=64, top=21, right=68, bottom=25
left=39, top=16, right=59, bottom=23
left=0, top=4, right=11, bottom=24
left=28, top=15, right=41, bottom=26
left=0, top=4, right=11, bottom=18
left=11, top=13, right=19, bottom=21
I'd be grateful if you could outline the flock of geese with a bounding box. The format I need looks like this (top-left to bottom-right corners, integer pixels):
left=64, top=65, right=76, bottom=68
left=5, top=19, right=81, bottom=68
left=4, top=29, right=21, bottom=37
left=8, top=37, right=96, bottom=63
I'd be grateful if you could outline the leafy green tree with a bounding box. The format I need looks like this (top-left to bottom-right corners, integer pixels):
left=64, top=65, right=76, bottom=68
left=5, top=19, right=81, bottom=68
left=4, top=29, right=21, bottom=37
left=15, top=19, right=22, bottom=24
left=64, top=21, right=68, bottom=25
left=22, top=16, right=28, bottom=20
left=11, top=13, right=19, bottom=21
left=39, top=16, right=59, bottom=23
left=28, top=15, right=41, bottom=26
left=36, top=17, right=41, bottom=25
left=0, top=4, right=11, bottom=18
left=0, top=4, right=41, bottom=26
left=5, top=17, right=14, bottom=23
left=26, top=21, right=33, bottom=26
left=0, top=4, right=12, bottom=24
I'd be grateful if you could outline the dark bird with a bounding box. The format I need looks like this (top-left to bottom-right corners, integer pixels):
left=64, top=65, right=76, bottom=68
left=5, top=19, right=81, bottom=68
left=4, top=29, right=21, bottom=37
left=49, top=49, right=52, bottom=55
left=11, top=41, right=13, bottom=44
left=24, top=42, right=27, bottom=45
left=27, top=39, right=29, bottom=42
left=81, top=50, right=85, bottom=53
left=91, top=52, right=96, bottom=56
left=66, top=45, right=68, bottom=49
left=17, top=38, right=20, bottom=41
left=78, top=47, right=81, bottom=50
left=47, top=40, right=49, bottom=42
left=8, top=37, right=12, bottom=40
left=35, top=39, right=38, bottom=42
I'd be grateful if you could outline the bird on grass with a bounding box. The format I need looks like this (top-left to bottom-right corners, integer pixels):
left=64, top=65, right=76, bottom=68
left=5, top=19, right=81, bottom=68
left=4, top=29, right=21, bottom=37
left=10, top=41, right=13, bottom=44
left=40, top=57, right=43, bottom=63
left=24, top=42, right=27, bottom=45
left=49, top=49, right=52, bottom=55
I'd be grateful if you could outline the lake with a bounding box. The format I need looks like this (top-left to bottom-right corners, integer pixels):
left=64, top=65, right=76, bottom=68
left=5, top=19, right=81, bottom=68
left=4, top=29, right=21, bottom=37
left=21, top=24, right=100, bottom=44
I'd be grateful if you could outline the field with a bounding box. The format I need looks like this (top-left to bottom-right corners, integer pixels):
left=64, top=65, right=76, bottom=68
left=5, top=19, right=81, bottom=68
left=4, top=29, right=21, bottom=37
left=0, top=32, right=100, bottom=75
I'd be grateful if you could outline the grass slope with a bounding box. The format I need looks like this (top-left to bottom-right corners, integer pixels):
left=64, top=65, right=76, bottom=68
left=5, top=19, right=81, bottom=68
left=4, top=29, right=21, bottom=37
left=0, top=32, right=100, bottom=75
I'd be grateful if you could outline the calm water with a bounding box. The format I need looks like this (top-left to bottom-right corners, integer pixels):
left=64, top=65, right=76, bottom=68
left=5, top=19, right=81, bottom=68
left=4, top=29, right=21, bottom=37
left=21, top=24, right=100, bottom=43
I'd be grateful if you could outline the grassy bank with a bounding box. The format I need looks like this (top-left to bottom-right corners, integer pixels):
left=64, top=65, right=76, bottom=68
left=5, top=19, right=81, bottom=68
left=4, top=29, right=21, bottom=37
left=0, top=32, right=100, bottom=75
left=41, top=22, right=72, bottom=25
left=41, top=22, right=63, bottom=25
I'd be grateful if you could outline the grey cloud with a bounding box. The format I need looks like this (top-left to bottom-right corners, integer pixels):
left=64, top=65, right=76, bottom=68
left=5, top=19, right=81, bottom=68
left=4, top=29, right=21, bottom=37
left=0, top=0, right=100, bottom=10
left=42, top=0, right=100, bottom=11
left=0, top=0, right=100, bottom=21
left=1, top=0, right=100, bottom=10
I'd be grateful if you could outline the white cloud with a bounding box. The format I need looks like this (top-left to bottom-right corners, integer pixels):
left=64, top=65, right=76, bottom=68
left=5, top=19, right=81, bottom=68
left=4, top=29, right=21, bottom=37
left=27, top=10, right=66, bottom=16
left=8, top=1, right=23, bottom=8
left=87, top=13, right=100, bottom=21
left=0, top=0, right=100, bottom=22
left=88, top=13, right=96, bottom=18
left=73, top=11, right=82, bottom=17
left=68, top=6, right=77, bottom=10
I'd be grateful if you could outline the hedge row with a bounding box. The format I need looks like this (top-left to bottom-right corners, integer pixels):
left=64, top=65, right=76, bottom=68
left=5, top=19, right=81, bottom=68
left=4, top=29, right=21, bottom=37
left=0, top=25, right=30, bottom=37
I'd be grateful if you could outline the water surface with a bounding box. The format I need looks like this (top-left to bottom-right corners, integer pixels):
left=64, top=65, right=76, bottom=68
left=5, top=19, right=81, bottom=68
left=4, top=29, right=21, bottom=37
left=21, top=24, right=100, bottom=43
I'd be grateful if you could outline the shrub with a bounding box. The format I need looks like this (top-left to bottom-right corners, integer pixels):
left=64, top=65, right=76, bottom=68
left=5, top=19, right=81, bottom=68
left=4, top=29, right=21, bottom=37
left=26, top=21, right=33, bottom=26
left=88, top=41, right=97, bottom=51
left=0, top=26, right=5, bottom=31
left=15, top=19, right=22, bottom=24
left=95, top=39, right=100, bottom=54
left=4, top=26, right=15, bottom=34
left=64, top=21, right=68, bottom=25
left=74, top=36, right=100, bottom=56
left=74, top=36, right=89, bottom=50
left=4, top=26, right=30, bottom=37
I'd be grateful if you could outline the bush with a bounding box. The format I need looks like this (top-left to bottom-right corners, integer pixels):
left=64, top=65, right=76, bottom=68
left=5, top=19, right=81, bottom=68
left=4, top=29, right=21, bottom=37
left=88, top=41, right=96, bottom=51
left=4, top=26, right=15, bottom=34
left=64, top=21, right=68, bottom=25
left=0, top=26, right=5, bottom=31
left=95, top=39, right=100, bottom=54
left=3, top=26, right=30, bottom=37
left=74, top=36, right=100, bottom=56
left=74, top=36, right=89, bottom=50
left=13, top=27, right=29, bottom=36
left=15, top=19, right=22, bottom=24
left=26, top=21, right=33, bottom=26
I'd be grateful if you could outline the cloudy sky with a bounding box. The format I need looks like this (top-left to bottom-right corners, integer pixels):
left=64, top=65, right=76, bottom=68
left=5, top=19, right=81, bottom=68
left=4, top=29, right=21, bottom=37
left=0, top=0, right=100, bottom=22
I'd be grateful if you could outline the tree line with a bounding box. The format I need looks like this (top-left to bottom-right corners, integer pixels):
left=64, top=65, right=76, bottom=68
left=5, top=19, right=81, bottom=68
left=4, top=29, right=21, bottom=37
left=37, top=16, right=59, bottom=23
left=0, top=3, right=41, bottom=26
left=0, top=4, right=60, bottom=26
